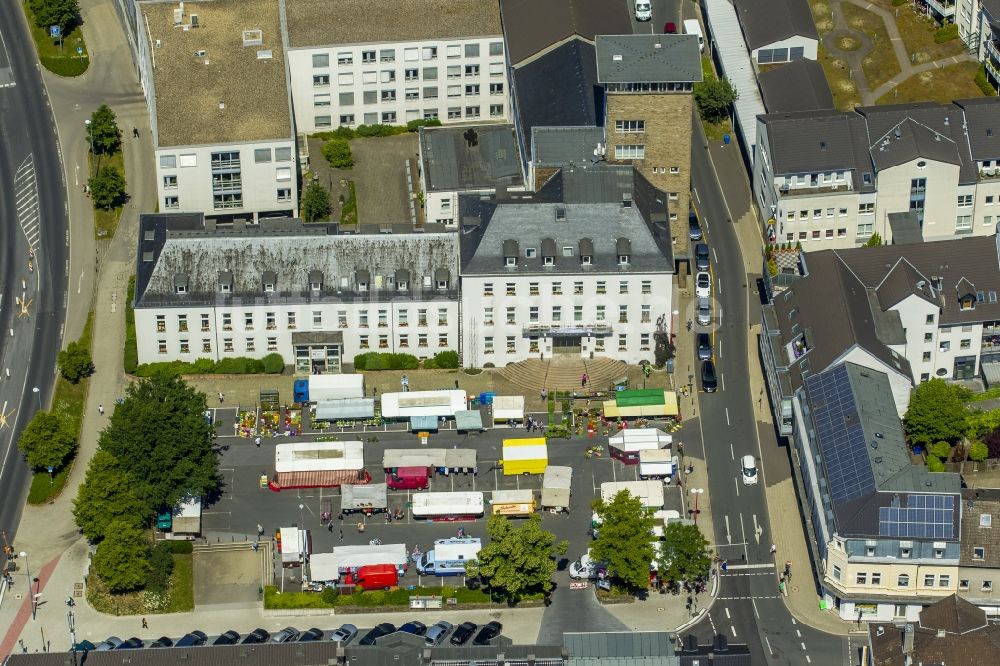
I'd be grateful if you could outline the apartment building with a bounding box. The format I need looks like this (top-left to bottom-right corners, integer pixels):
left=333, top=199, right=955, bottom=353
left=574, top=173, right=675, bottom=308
left=956, top=0, right=1000, bottom=90
left=754, top=98, right=1000, bottom=250
left=458, top=165, right=674, bottom=368
left=597, top=34, right=703, bottom=228
left=958, top=489, right=1000, bottom=613
left=760, top=233, right=1000, bottom=435
left=868, top=595, right=1000, bottom=663
left=283, top=0, right=507, bottom=133
left=136, top=0, right=297, bottom=222
left=418, top=124, right=524, bottom=226
left=134, top=215, right=459, bottom=371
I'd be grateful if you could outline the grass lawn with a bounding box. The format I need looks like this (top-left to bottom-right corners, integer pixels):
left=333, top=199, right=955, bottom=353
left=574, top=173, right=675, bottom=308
left=871, top=0, right=966, bottom=64
left=22, top=8, right=89, bottom=77
left=840, top=2, right=902, bottom=90
left=339, top=180, right=358, bottom=225
left=807, top=0, right=836, bottom=37
left=88, top=151, right=126, bottom=239
left=817, top=44, right=862, bottom=111
left=165, top=553, right=194, bottom=612
left=27, top=312, right=94, bottom=505
left=876, top=62, right=984, bottom=105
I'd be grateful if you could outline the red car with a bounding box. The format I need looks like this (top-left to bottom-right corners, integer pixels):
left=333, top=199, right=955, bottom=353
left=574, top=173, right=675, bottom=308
left=664, top=22, right=677, bottom=34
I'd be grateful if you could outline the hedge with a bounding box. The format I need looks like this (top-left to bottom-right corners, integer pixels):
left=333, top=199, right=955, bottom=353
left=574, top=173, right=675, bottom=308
left=353, top=352, right=420, bottom=371
left=934, top=23, right=959, bottom=43
left=124, top=276, right=139, bottom=374
left=264, top=584, right=494, bottom=609
left=134, top=353, right=284, bottom=377
left=424, top=350, right=459, bottom=369
left=976, top=65, right=998, bottom=97
left=314, top=118, right=442, bottom=142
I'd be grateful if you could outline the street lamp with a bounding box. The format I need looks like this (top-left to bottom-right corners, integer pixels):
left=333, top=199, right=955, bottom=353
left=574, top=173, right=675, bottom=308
left=19, top=551, right=36, bottom=620
left=689, top=488, right=704, bottom=526
left=32, top=387, right=40, bottom=411
left=83, top=119, right=95, bottom=155
left=298, top=503, right=304, bottom=528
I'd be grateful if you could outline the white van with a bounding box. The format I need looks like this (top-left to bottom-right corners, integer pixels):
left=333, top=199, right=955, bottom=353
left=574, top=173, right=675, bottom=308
left=683, top=19, right=705, bottom=53
left=634, top=1, right=652, bottom=22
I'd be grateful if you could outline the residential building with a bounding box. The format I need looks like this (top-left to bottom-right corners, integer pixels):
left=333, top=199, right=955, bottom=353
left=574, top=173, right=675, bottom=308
left=787, top=362, right=963, bottom=622
left=959, top=0, right=1000, bottom=90
left=733, top=0, right=819, bottom=64
left=757, top=59, right=834, bottom=113
left=754, top=98, right=1000, bottom=250
left=459, top=165, right=674, bottom=367
left=868, top=595, right=1000, bottom=664
left=136, top=0, right=297, bottom=222
left=283, top=0, right=507, bottom=133
left=760, top=233, right=1000, bottom=436
left=418, top=124, right=525, bottom=226
left=597, top=34, right=702, bottom=230
left=134, top=215, right=459, bottom=371
left=958, top=488, right=1000, bottom=613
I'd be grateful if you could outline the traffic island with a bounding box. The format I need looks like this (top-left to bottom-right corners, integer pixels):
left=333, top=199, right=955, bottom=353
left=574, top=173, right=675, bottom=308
left=21, top=6, right=90, bottom=77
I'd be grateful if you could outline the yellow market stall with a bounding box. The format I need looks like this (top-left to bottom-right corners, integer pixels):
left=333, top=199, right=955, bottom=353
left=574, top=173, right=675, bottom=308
left=500, top=437, right=548, bottom=475
left=602, top=389, right=679, bottom=419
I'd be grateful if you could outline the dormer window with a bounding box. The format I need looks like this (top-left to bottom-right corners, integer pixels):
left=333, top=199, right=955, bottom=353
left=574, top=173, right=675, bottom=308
left=262, top=270, right=277, bottom=293
left=582, top=255, right=592, bottom=265
left=618, top=255, right=629, bottom=265
left=395, top=269, right=411, bottom=292
left=502, top=239, right=519, bottom=268
left=356, top=268, right=371, bottom=292
left=218, top=271, right=233, bottom=293
left=544, top=256, right=555, bottom=266
left=309, top=270, right=324, bottom=292
left=435, top=268, right=450, bottom=291
left=220, top=283, right=231, bottom=293
left=960, top=296, right=975, bottom=310
left=541, top=238, right=556, bottom=267
left=615, top=237, right=631, bottom=266
left=174, top=273, right=189, bottom=294
left=264, top=283, right=275, bottom=292
left=505, top=257, right=516, bottom=267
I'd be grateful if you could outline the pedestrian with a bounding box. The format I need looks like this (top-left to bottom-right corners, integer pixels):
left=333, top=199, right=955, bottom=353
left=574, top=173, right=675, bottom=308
left=257, top=523, right=264, bottom=536
left=769, top=544, right=777, bottom=555
left=339, top=528, right=344, bottom=540
left=98, top=404, right=104, bottom=415
left=327, top=522, right=333, bottom=532
left=721, top=560, right=728, bottom=572
left=255, top=436, right=261, bottom=448
left=357, top=522, right=365, bottom=533
left=540, top=389, right=547, bottom=401
left=581, top=373, right=587, bottom=387
left=141, top=618, right=148, bottom=629
left=338, top=511, right=344, bottom=521
left=218, top=391, right=224, bottom=404
left=386, top=512, right=392, bottom=524
left=133, top=127, right=140, bottom=138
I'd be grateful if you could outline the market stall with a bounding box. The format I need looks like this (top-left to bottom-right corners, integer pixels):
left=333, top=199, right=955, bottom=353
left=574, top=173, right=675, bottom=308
left=638, top=449, right=676, bottom=480
left=602, top=389, right=680, bottom=419
left=491, top=395, right=525, bottom=424
left=380, top=390, right=468, bottom=419
left=500, top=438, right=548, bottom=476
left=541, top=466, right=572, bottom=512
left=340, top=483, right=388, bottom=515
left=454, top=410, right=485, bottom=432
left=608, top=428, right=673, bottom=465
left=314, top=398, right=375, bottom=421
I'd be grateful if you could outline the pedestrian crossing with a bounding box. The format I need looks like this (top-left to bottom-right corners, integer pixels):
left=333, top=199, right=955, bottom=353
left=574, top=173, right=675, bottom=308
left=14, top=155, right=40, bottom=251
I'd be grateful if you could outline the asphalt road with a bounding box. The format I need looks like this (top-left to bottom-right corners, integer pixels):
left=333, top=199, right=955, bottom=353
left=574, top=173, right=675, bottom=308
left=0, top=1, right=70, bottom=542
left=627, top=0, right=681, bottom=34
left=685, top=116, right=852, bottom=665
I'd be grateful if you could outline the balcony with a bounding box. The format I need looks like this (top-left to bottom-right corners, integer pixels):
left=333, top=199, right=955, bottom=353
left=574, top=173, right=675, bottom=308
left=522, top=323, right=613, bottom=337
left=785, top=332, right=812, bottom=363
left=925, top=0, right=956, bottom=18
left=777, top=182, right=852, bottom=198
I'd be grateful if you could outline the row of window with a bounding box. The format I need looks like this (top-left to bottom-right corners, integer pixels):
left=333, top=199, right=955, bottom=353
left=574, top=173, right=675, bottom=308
left=482, top=280, right=654, bottom=296
left=785, top=214, right=1000, bottom=242
left=483, top=333, right=649, bottom=354
left=159, top=148, right=292, bottom=170
left=162, top=188, right=292, bottom=211
left=317, top=104, right=502, bottom=127
left=158, top=333, right=451, bottom=355
left=156, top=309, right=451, bottom=333
left=480, top=304, right=653, bottom=325
left=314, top=83, right=503, bottom=106
left=310, top=42, right=503, bottom=68
left=312, top=62, right=505, bottom=87
left=833, top=567, right=954, bottom=589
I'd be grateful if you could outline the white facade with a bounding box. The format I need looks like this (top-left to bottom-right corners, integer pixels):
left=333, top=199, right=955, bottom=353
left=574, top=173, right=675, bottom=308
left=286, top=37, right=509, bottom=133
left=155, top=141, right=298, bottom=222
left=459, top=273, right=673, bottom=368
left=751, top=35, right=818, bottom=65
left=957, top=0, right=1000, bottom=89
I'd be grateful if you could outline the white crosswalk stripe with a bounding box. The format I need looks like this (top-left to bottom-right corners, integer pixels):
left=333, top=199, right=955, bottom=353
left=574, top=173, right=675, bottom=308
left=14, top=155, right=40, bottom=251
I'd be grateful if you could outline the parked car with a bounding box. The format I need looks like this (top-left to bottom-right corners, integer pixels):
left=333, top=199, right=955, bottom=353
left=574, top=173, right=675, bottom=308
left=271, top=627, right=300, bottom=644
left=117, top=638, right=144, bottom=650
left=424, top=621, right=453, bottom=647
left=213, top=631, right=240, bottom=646
left=149, top=638, right=173, bottom=649
left=74, top=641, right=98, bottom=652
left=688, top=212, right=702, bottom=240
left=701, top=360, right=718, bottom=393
left=473, top=621, right=503, bottom=646
left=175, top=631, right=208, bottom=648
left=298, top=628, right=324, bottom=642
left=741, top=455, right=758, bottom=485
left=359, top=623, right=396, bottom=646
left=634, top=0, right=652, bottom=21
left=399, top=621, right=427, bottom=637
left=450, top=622, right=478, bottom=646
left=241, top=629, right=269, bottom=645
left=95, top=637, right=123, bottom=651
left=331, top=624, right=358, bottom=645
left=664, top=21, right=677, bottom=33
left=695, top=243, right=710, bottom=271
left=697, top=333, right=712, bottom=360
left=695, top=271, right=711, bottom=298
left=696, top=297, right=712, bottom=326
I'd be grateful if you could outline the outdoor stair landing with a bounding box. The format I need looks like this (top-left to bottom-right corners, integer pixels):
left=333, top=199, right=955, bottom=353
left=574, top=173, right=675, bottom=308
left=499, top=357, right=627, bottom=393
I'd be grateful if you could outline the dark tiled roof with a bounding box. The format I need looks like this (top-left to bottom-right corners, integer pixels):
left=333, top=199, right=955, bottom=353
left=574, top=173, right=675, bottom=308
left=886, top=212, right=923, bottom=245
left=562, top=631, right=675, bottom=658
left=873, top=258, right=934, bottom=310
left=919, top=594, right=989, bottom=634
left=960, top=489, right=1000, bottom=567
left=734, top=0, right=819, bottom=49
left=595, top=34, right=702, bottom=84
left=419, top=124, right=524, bottom=193
left=954, top=97, right=1000, bottom=161
left=761, top=110, right=871, bottom=176
left=870, top=596, right=1000, bottom=666
left=499, top=0, right=632, bottom=65
left=512, top=40, right=602, bottom=159
left=757, top=59, right=834, bottom=113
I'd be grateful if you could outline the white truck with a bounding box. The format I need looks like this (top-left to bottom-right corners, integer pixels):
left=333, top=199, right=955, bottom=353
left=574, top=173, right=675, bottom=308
left=278, top=526, right=311, bottom=567
left=417, top=538, right=482, bottom=576
left=411, top=491, right=485, bottom=520
left=308, top=374, right=365, bottom=401
left=684, top=19, right=705, bottom=52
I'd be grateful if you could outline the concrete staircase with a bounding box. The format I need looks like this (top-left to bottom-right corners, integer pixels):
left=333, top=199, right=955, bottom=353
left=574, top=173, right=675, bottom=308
left=499, top=357, right=628, bottom=393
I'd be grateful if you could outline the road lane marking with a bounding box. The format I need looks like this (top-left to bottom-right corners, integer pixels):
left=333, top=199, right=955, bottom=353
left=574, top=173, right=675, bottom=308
left=796, top=629, right=801, bottom=638
left=693, top=188, right=701, bottom=204
left=725, top=407, right=730, bottom=425
left=721, top=373, right=726, bottom=392
left=721, top=563, right=773, bottom=570
left=765, top=636, right=774, bottom=655
left=725, top=607, right=730, bottom=619
left=717, top=277, right=722, bottom=294
left=713, top=248, right=719, bottom=264
left=725, top=515, right=731, bottom=543
left=730, top=625, right=737, bottom=637
left=718, top=338, right=722, bottom=358
left=730, top=442, right=735, bottom=459
left=734, top=477, right=739, bottom=496
left=751, top=597, right=760, bottom=618
left=801, top=642, right=807, bottom=650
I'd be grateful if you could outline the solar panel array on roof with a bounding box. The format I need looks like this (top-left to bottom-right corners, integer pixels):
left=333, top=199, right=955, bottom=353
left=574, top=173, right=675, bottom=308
left=805, top=365, right=877, bottom=503
left=878, top=494, right=955, bottom=539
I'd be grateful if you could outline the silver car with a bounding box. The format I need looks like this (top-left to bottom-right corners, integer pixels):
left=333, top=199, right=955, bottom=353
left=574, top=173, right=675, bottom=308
left=696, top=298, right=712, bottom=326
left=331, top=623, right=358, bottom=645
left=424, top=621, right=454, bottom=647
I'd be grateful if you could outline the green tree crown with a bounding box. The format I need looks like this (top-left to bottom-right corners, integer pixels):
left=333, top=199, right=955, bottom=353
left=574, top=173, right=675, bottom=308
left=92, top=520, right=152, bottom=593
left=18, top=411, right=75, bottom=470
left=590, top=490, right=656, bottom=591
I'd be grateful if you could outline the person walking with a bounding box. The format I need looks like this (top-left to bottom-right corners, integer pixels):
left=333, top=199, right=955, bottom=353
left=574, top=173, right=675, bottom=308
left=255, top=436, right=261, bottom=448
left=339, top=528, right=344, bottom=541
left=769, top=544, right=777, bottom=555
left=581, top=373, right=587, bottom=387
left=98, top=404, right=104, bottom=415
left=218, top=392, right=224, bottom=404
left=257, top=524, right=264, bottom=537
left=141, top=618, right=148, bottom=629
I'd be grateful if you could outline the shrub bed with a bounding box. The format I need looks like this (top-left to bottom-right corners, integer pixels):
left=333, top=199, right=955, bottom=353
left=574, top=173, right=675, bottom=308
left=124, top=276, right=138, bottom=374
left=423, top=351, right=459, bottom=369
left=134, top=353, right=284, bottom=377
left=314, top=119, right=442, bottom=142
left=264, top=584, right=512, bottom=610
left=353, top=352, right=420, bottom=371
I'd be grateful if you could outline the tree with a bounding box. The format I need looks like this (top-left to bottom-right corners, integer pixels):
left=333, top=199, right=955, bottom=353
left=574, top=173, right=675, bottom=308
left=591, top=491, right=656, bottom=591
left=58, top=340, right=93, bottom=383
left=322, top=137, right=354, bottom=168
left=653, top=330, right=675, bottom=368
left=926, top=456, right=946, bottom=473
left=657, top=523, right=712, bottom=587
left=966, top=407, right=1000, bottom=439
left=18, top=411, right=75, bottom=470
left=88, top=166, right=127, bottom=210
left=28, top=0, right=79, bottom=33
left=864, top=232, right=883, bottom=247
left=969, top=440, right=989, bottom=462
left=694, top=76, right=738, bottom=123
left=73, top=450, right=145, bottom=541
left=91, top=520, right=152, bottom=593
left=466, top=515, right=567, bottom=603
left=301, top=181, right=331, bottom=222
left=97, top=375, right=218, bottom=516
left=86, top=104, right=121, bottom=155
left=903, top=379, right=969, bottom=448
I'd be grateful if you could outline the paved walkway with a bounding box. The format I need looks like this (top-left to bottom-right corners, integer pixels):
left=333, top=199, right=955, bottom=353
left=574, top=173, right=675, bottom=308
left=821, top=0, right=976, bottom=105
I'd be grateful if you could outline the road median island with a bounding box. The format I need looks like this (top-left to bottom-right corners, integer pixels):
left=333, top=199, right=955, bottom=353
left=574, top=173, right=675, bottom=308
left=22, top=3, right=90, bottom=77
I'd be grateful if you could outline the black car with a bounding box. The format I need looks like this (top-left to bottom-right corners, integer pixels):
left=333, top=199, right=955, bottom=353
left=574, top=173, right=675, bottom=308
left=399, top=621, right=427, bottom=637
left=117, top=638, right=144, bottom=650
left=74, top=641, right=98, bottom=652
left=359, top=623, right=396, bottom=646
left=297, top=628, right=324, bottom=642
left=688, top=213, right=702, bottom=241
left=241, top=629, right=270, bottom=645
left=149, top=638, right=173, bottom=649
left=472, top=621, right=502, bottom=646
left=695, top=243, right=710, bottom=271
left=213, top=631, right=240, bottom=646
left=174, top=631, right=208, bottom=648
left=271, top=627, right=300, bottom=644
left=697, top=333, right=712, bottom=361
left=701, top=360, right=718, bottom=393
left=450, top=622, right=477, bottom=646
